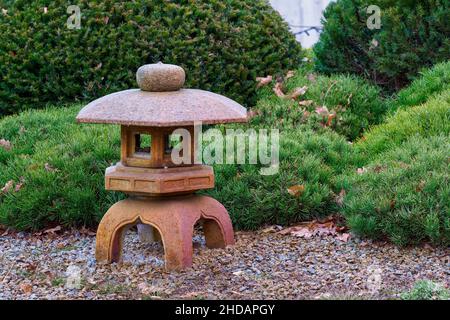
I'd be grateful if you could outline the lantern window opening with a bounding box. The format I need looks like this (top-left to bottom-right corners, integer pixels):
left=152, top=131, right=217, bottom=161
left=133, top=132, right=152, bottom=159
left=164, top=133, right=184, bottom=156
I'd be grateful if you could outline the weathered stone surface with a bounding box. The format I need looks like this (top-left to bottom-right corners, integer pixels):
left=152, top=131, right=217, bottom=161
left=136, top=63, right=185, bottom=92
left=105, top=163, right=214, bottom=195
left=76, top=89, right=247, bottom=126
left=95, top=195, right=235, bottom=270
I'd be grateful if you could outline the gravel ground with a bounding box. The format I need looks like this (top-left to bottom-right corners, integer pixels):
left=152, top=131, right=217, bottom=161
left=0, top=227, right=448, bottom=300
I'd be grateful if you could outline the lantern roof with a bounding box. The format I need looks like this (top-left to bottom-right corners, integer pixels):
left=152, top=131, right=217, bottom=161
left=76, top=63, right=247, bottom=127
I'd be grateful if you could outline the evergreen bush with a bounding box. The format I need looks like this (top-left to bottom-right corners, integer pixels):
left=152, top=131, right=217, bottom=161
left=314, top=0, right=449, bottom=92
left=0, top=0, right=302, bottom=116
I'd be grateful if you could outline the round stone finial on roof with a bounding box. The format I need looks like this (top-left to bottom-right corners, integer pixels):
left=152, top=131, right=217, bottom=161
left=136, top=62, right=185, bottom=92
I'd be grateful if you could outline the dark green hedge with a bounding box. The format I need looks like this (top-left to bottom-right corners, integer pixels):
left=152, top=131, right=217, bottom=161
left=0, top=0, right=303, bottom=116
left=314, top=0, right=449, bottom=92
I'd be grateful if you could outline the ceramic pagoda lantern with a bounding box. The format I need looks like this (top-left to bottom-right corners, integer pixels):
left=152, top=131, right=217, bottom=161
left=76, top=63, right=247, bottom=270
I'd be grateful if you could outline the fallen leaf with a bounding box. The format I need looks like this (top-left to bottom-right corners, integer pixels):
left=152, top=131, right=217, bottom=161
left=357, top=167, right=367, bottom=175
left=261, top=225, right=282, bottom=233
left=299, top=100, right=314, bottom=107
left=287, top=185, right=305, bottom=197
left=316, top=226, right=336, bottom=236
left=285, top=70, right=295, bottom=80
left=286, top=86, right=308, bottom=100
left=291, top=227, right=313, bottom=238
left=390, top=199, right=396, bottom=210
left=325, top=113, right=336, bottom=127
left=0, top=139, right=11, bottom=151
left=307, top=73, right=317, bottom=83
left=1, top=180, right=14, bottom=193
left=256, top=75, right=273, bottom=88
left=315, top=106, right=329, bottom=116
left=337, top=233, right=351, bottom=242
left=44, top=163, right=58, bottom=172
left=346, top=93, right=353, bottom=106
left=273, top=82, right=285, bottom=97
left=80, top=226, right=96, bottom=236
left=416, top=180, right=426, bottom=192
left=335, top=189, right=346, bottom=206
left=44, top=225, right=62, bottom=234
left=20, top=282, right=32, bottom=294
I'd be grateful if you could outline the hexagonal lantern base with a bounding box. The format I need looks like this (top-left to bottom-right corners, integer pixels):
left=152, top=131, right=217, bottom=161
left=105, top=162, right=214, bottom=196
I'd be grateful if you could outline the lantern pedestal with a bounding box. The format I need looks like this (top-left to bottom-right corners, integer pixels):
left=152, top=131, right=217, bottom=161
left=95, top=195, right=235, bottom=271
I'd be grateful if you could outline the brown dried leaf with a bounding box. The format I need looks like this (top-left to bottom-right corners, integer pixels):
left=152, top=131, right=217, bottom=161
left=299, top=100, right=314, bottom=107
left=256, top=75, right=273, bottom=88
left=315, top=106, right=329, bottom=116
left=20, top=282, right=32, bottom=294
left=0, top=139, right=11, bottom=151
left=1, top=180, right=14, bottom=194
left=285, top=70, right=295, bottom=80
left=416, top=180, right=426, bottom=192
left=286, top=86, right=308, bottom=100
left=291, top=227, right=313, bottom=238
left=273, top=82, right=285, bottom=97
left=287, top=185, right=305, bottom=197
left=335, top=189, right=346, bottom=206
left=261, top=225, right=281, bottom=234
left=357, top=167, right=367, bottom=175
left=325, top=113, right=336, bottom=127
left=44, top=225, right=62, bottom=234
left=337, top=233, right=351, bottom=242
left=44, top=163, right=58, bottom=172
left=80, top=226, right=96, bottom=236
left=307, top=73, right=317, bottom=83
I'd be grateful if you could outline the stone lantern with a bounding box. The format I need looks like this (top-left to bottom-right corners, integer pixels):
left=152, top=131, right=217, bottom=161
left=76, top=63, right=247, bottom=270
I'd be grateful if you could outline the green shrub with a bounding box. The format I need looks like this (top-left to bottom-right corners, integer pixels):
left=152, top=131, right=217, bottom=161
left=339, top=134, right=450, bottom=246
left=207, top=127, right=358, bottom=229
left=252, top=64, right=387, bottom=140
left=0, top=0, right=302, bottom=116
left=401, top=280, right=450, bottom=300
left=357, top=91, right=450, bottom=158
left=0, top=105, right=123, bottom=229
left=314, top=0, right=450, bottom=92
left=391, top=61, right=450, bottom=112
left=0, top=104, right=358, bottom=230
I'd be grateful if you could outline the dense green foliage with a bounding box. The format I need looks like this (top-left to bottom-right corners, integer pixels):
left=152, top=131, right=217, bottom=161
left=0, top=0, right=302, bottom=116
left=252, top=65, right=387, bottom=141
left=340, top=91, right=450, bottom=246
left=391, top=61, right=450, bottom=112
left=401, top=280, right=450, bottom=300
left=356, top=91, right=450, bottom=158
left=314, top=0, right=450, bottom=91
left=0, top=105, right=123, bottom=229
left=340, top=135, right=449, bottom=246
left=207, top=127, right=358, bottom=229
